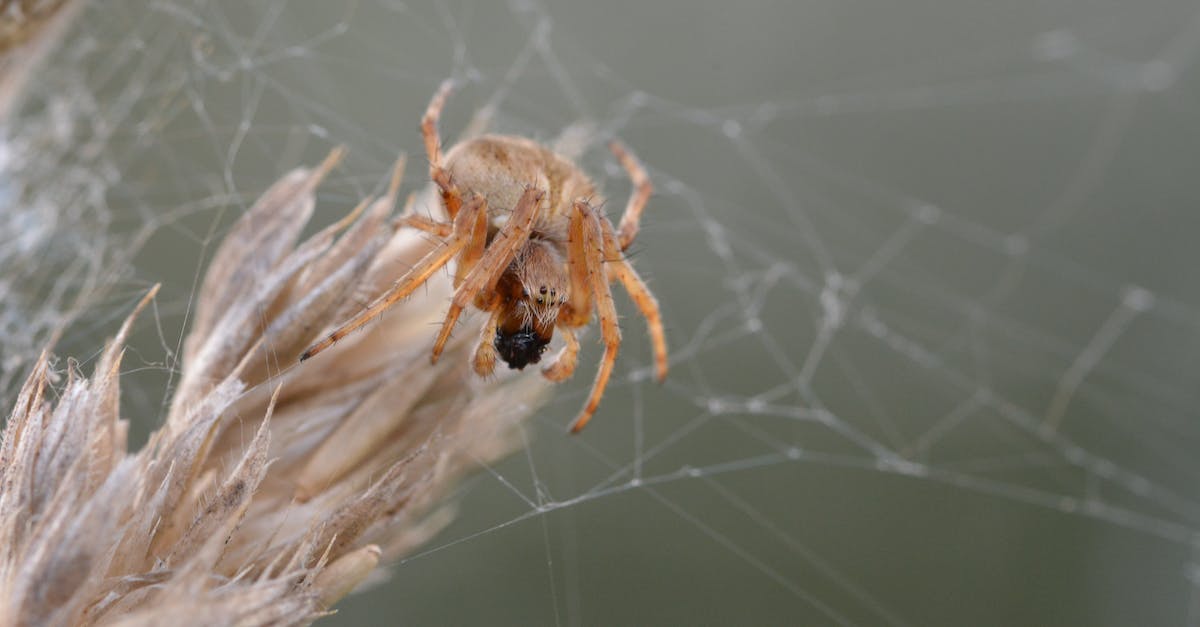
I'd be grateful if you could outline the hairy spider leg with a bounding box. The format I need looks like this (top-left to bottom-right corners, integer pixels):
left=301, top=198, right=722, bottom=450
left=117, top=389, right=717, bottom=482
left=452, top=192, right=490, bottom=288
left=472, top=308, right=503, bottom=376
left=422, top=79, right=463, bottom=221
left=599, top=217, right=668, bottom=383
left=419, top=80, right=496, bottom=289
left=541, top=200, right=595, bottom=381
left=396, top=214, right=452, bottom=238
left=569, top=200, right=622, bottom=434
left=556, top=199, right=594, bottom=328
left=609, top=140, right=654, bottom=251
left=541, top=328, right=579, bottom=382
left=299, top=196, right=488, bottom=361
left=429, top=186, right=545, bottom=364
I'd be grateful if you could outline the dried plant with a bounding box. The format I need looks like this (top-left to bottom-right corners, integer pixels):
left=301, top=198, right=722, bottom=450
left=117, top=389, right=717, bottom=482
left=0, top=149, right=550, bottom=625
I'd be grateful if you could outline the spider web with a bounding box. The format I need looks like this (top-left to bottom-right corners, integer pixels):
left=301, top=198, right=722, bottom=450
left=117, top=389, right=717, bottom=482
left=8, top=0, right=1200, bottom=624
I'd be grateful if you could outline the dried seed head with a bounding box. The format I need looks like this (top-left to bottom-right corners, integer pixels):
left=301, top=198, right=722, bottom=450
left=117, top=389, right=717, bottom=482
left=0, top=150, right=549, bottom=626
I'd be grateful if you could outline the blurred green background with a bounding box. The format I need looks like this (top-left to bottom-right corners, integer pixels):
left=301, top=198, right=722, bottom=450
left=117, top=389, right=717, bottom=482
left=11, top=0, right=1200, bottom=624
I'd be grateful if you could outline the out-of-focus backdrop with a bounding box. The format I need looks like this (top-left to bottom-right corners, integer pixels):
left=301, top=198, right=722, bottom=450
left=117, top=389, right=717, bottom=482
left=6, top=1, right=1200, bottom=624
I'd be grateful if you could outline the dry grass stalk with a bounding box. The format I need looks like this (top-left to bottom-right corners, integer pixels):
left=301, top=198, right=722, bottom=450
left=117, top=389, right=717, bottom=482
left=0, top=148, right=549, bottom=625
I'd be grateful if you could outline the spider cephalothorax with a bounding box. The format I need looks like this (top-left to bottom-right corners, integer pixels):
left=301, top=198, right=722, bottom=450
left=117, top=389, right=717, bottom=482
left=301, top=81, right=667, bottom=432
left=490, top=240, right=567, bottom=369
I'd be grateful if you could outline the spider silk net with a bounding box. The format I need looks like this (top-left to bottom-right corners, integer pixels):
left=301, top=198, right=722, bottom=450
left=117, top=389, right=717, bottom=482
left=5, top=1, right=1200, bottom=625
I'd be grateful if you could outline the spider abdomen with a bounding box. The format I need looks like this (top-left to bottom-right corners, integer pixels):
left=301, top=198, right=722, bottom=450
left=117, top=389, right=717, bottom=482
left=443, top=134, right=599, bottom=236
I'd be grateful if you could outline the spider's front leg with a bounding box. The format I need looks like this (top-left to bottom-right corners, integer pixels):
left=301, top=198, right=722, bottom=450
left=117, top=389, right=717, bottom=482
left=429, top=186, right=545, bottom=364
left=542, top=201, right=593, bottom=382
left=556, top=194, right=594, bottom=329
left=300, top=195, right=487, bottom=362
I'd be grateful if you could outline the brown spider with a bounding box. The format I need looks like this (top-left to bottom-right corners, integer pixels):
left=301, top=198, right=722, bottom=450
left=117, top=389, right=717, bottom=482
left=301, top=81, right=667, bottom=433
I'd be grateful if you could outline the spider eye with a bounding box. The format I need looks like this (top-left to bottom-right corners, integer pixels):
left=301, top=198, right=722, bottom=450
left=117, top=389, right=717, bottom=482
left=521, top=289, right=529, bottom=298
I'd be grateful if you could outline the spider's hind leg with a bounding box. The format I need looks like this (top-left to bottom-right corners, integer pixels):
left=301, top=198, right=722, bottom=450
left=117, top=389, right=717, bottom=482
left=598, top=216, right=668, bottom=383
left=609, top=140, right=653, bottom=251
left=422, top=79, right=465, bottom=220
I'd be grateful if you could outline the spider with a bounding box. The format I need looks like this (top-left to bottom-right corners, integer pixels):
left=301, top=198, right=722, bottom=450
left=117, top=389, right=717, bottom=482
left=301, top=81, right=668, bottom=433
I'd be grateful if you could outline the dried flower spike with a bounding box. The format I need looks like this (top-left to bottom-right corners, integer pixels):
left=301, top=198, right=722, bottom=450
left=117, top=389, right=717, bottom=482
left=0, top=148, right=549, bottom=626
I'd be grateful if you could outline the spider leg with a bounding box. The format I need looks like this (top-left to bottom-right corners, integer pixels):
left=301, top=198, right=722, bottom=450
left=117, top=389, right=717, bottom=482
left=396, top=214, right=452, bottom=238
left=557, top=196, right=594, bottom=328
left=609, top=140, right=654, bottom=251
left=472, top=307, right=502, bottom=377
left=454, top=194, right=490, bottom=287
left=541, top=328, right=579, bottom=382
left=546, top=198, right=595, bottom=380
left=569, top=200, right=622, bottom=434
left=399, top=195, right=487, bottom=280
left=300, top=196, right=487, bottom=361
left=422, top=79, right=464, bottom=220
left=598, top=217, right=668, bottom=383
left=429, top=186, right=545, bottom=364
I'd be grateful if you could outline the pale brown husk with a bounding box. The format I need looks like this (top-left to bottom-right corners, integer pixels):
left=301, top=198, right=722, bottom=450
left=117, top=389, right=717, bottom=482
left=0, top=151, right=548, bottom=626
